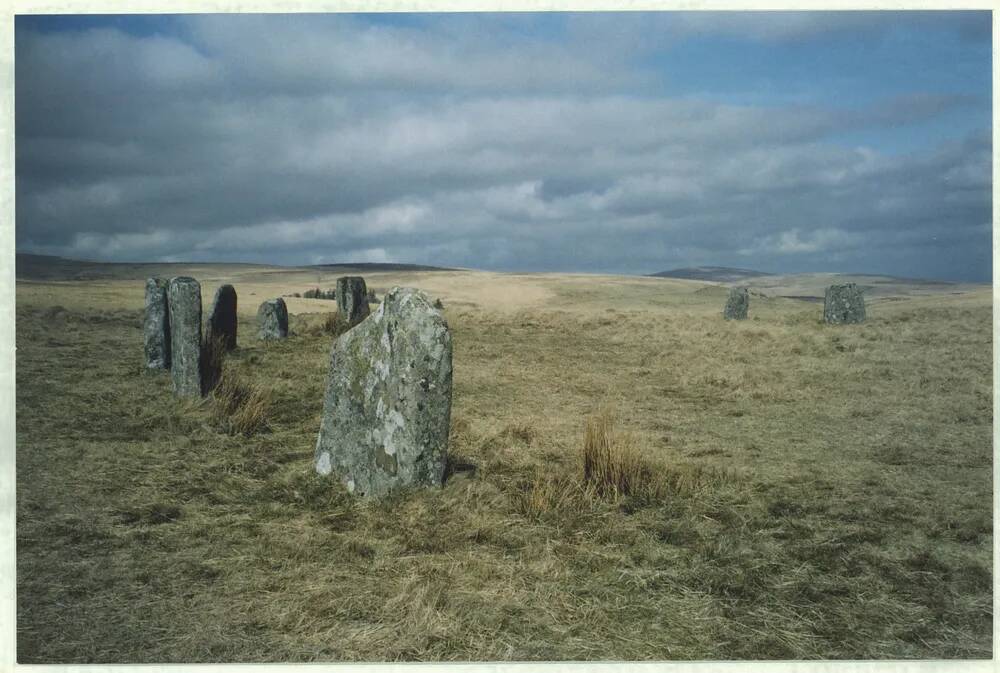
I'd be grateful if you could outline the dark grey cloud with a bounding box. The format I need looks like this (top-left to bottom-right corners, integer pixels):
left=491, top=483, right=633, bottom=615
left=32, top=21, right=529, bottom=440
left=14, top=12, right=992, bottom=281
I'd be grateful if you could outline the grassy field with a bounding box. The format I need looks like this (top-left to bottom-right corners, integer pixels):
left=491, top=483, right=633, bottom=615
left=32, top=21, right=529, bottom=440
left=15, top=261, right=993, bottom=662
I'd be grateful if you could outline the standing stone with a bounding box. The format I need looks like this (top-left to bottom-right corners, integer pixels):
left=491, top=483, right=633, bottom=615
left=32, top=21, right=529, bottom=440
left=823, top=283, right=866, bottom=324
left=723, top=287, right=749, bottom=320
left=207, top=284, right=238, bottom=350
left=336, top=276, right=371, bottom=323
left=257, top=298, right=288, bottom=340
left=167, top=277, right=202, bottom=397
left=143, top=277, right=171, bottom=369
left=314, top=287, right=453, bottom=498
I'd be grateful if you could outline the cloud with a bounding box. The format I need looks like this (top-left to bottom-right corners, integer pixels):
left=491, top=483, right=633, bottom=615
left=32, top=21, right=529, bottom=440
left=741, top=228, right=862, bottom=256
left=649, top=10, right=991, bottom=44
left=14, top=12, right=992, bottom=281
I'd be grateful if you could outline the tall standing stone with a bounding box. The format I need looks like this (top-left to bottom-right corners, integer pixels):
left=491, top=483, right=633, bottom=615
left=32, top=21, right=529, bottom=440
left=314, top=287, right=452, bottom=498
left=167, top=277, right=202, bottom=397
left=336, top=276, right=371, bottom=323
left=143, top=277, right=171, bottom=369
left=207, top=284, right=238, bottom=350
left=823, top=283, right=866, bottom=324
left=723, top=287, right=749, bottom=320
left=257, top=298, right=288, bottom=340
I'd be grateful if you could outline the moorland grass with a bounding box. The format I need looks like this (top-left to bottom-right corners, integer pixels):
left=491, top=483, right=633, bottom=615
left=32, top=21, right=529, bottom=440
left=14, top=274, right=992, bottom=662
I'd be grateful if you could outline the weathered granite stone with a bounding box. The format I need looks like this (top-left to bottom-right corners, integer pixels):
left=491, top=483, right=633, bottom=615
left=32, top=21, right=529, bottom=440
left=823, top=283, right=866, bottom=324
left=314, top=287, right=453, bottom=498
left=257, top=298, right=288, bottom=340
left=723, top=287, right=749, bottom=320
left=207, top=284, right=238, bottom=350
left=143, top=277, right=171, bottom=369
left=336, top=276, right=370, bottom=323
left=167, top=277, right=202, bottom=397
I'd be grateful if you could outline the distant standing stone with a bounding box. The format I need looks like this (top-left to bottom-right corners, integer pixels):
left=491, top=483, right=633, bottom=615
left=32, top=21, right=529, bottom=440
left=143, top=277, right=171, bottom=369
left=723, top=287, right=749, bottom=320
left=336, top=276, right=370, bottom=323
left=257, top=298, right=288, bottom=340
left=207, top=284, right=238, bottom=350
left=314, top=287, right=453, bottom=498
left=823, top=283, right=866, bottom=324
left=167, top=277, right=202, bottom=397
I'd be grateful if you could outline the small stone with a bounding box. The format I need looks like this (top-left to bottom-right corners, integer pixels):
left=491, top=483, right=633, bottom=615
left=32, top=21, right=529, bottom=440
left=167, top=277, right=203, bottom=397
left=823, top=283, right=866, bottom=324
left=314, top=287, right=452, bottom=498
left=143, top=277, right=171, bottom=369
left=257, top=298, right=288, bottom=340
left=336, top=276, right=371, bottom=323
left=723, top=287, right=749, bottom=320
left=207, top=284, right=238, bottom=351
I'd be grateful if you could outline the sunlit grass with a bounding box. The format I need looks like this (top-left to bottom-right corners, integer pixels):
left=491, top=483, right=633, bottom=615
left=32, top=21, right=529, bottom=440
left=14, top=268, right=993, bottom=662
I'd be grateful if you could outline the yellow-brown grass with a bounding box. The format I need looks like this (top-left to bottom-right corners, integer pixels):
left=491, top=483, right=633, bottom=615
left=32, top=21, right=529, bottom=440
left=211, top=369, right=271, bottom=436
left=291, top=311, right=360, bottom=339
left=582, top=410, right=661, bottom=500
left=519, top=471, right=584, bottom=518
left=13, top=265, right=993, bottom=663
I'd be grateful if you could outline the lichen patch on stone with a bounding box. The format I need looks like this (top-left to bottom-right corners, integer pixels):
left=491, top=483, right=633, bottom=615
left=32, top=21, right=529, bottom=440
left=315, top=451, right=332, bottom=475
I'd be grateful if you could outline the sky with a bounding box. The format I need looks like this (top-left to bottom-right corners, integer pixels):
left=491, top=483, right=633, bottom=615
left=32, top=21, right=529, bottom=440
left=14, top=11, right=993, bottom=281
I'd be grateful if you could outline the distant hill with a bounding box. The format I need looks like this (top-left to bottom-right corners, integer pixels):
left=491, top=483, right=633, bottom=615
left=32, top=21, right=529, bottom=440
left=649, top=266, right=773, bottom=283
left=15, top=253, right=277, bottom=281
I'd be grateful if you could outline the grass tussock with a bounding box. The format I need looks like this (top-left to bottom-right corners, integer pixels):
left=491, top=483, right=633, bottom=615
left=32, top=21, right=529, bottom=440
left=582, top=410, right=662, bottom=501
left=210, top=370, right=272, bottom=437
left=293, top=312, right=361, bottom=339
left=323, top=312, right=355, bottom=337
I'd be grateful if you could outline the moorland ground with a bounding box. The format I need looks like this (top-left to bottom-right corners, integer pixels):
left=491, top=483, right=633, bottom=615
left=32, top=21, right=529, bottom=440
left=15, top=259, right=993, bottom=662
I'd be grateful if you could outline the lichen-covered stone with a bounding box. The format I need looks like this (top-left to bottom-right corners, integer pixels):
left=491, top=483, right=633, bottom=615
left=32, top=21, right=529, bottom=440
left=167, top=277, right=202, bottom=397
left=823, top=283, right=866, bottom=324
left=207, top=284, right=238, bottom=350
left=723, top=287, right=749, bottom=320
left=257, top=298, right=288, bottom=340
left=314, top=287, right=452, bottom=498
left=336, top=276, right=370, bottom=323
left=143, top=277, right=171, bottom=369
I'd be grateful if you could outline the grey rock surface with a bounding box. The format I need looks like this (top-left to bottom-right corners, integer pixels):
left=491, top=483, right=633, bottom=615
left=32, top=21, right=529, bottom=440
left=314, top=287, right=453, bottom=498
left=723, top=287, right=749, bottom=320
left=143, top=277, right=171, bottom=369
left=336, top=276, right=371, bottom=323
left=167, top=277, right=202, bottom=397
left=823, top=283, right=866, bottom=324
left=257, top=298, right=288, bottom=340
left=207, top=284, right=238, bottom=350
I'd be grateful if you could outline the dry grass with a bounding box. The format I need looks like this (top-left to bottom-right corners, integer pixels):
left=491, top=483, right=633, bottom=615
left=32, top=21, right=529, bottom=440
left=582, top=409, right=661, bottom=500
left=291, top=311, right=361, bottom=339
left=211, top=369, right=271, bottom=437
left=322, top=311, right=356, bottom=337
left=14, top=267, right=993, bottom=663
